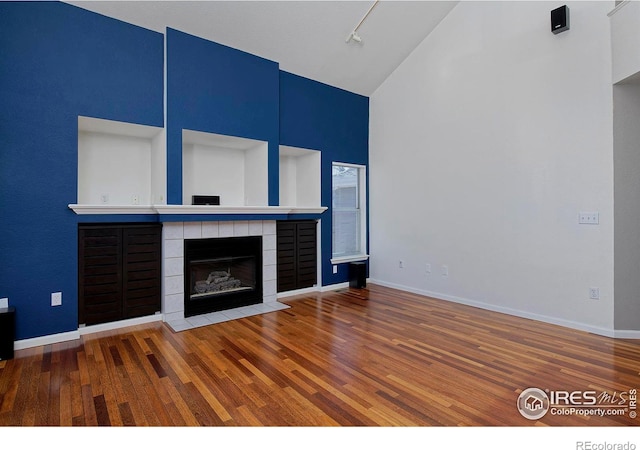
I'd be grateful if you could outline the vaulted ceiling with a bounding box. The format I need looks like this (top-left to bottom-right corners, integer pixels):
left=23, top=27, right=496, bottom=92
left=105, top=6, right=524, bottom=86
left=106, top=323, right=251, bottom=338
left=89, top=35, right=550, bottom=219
left=67, top=1, right=458, bottom=97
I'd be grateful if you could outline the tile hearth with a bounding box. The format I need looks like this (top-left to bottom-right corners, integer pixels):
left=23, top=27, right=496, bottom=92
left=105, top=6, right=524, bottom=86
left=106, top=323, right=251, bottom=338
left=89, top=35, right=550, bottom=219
left=166, top=301, right=290, bottom=332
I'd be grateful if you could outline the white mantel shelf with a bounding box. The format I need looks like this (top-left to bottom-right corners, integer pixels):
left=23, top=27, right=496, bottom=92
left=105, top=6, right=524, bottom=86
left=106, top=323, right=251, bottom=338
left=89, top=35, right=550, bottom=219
left=68, top=204, right=328, bottom=216
left=68, top=204, right=157, bottom=215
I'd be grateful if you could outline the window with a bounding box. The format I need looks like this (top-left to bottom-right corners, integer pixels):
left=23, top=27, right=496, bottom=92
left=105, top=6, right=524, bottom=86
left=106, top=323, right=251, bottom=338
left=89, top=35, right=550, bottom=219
left=331, top=163, right=367, bottom=263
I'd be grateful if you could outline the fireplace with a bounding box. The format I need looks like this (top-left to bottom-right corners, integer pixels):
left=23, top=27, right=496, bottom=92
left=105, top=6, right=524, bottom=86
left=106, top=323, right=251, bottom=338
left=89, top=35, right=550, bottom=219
left=161, top=221, right=279, bottom=326
left=184, top=236, right=262, bottom=317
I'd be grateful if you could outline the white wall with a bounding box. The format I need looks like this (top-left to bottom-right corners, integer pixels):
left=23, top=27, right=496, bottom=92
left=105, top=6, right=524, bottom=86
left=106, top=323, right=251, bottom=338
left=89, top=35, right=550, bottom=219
left=279, top=146, right=322, bottom=207
left=279, top=155, right=298, bottom=206
left=369, top=1, right=615, bottom=333
left=613, top=80, right=640, bottom=331
left=150, top=130, right=166, bottom=205
left=295, top=152, right=321, bottom=207
left=182, top=143, right=246, bottom=206
left=78, top=131, right=152, bottom=205
left=244, top=143, right=269, bottom=206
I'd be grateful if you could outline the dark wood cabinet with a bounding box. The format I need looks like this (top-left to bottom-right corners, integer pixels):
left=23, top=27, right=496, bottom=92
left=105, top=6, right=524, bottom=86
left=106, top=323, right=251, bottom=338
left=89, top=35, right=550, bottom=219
left=277, top=220, right=317, bottom=293
left=79, top=223, right=161, bottom=326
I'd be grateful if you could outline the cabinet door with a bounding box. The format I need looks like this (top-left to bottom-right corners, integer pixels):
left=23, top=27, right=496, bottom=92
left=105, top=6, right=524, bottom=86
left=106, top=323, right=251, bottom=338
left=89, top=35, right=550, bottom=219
left=295, top=221, right=317, bottom=289
left=122, top=225, right=161, bottom=319
left=276, top=221, right=317, bottom=293
left=78, top=226, right=123, bottom=326
left=79, top=224, right=161, bottom=326
left=276, top=222, right=297, bottom=293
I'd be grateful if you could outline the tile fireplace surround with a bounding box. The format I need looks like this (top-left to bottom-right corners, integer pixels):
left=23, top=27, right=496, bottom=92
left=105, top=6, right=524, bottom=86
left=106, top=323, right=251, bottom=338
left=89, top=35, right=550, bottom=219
left=161, top=220, right=288, bottom=332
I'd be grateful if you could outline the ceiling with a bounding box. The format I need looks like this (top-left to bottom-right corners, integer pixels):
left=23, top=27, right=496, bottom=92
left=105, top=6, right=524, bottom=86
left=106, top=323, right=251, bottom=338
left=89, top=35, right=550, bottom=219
left=67, top=0, right=458, bottom=96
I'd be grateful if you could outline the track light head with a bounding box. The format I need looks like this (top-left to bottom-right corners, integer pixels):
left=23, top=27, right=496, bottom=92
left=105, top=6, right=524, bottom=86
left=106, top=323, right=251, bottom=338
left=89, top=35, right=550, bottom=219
left=345, top=0, right=378, bottom=44
left=345, top=30, right=363, bottom=44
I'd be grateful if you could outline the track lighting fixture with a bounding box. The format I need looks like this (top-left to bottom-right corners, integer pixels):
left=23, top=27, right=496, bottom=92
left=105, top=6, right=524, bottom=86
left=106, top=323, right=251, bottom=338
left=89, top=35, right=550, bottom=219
left=345, top=30, right=362, bottom=44
left=345, top=0, right=379, bottom=44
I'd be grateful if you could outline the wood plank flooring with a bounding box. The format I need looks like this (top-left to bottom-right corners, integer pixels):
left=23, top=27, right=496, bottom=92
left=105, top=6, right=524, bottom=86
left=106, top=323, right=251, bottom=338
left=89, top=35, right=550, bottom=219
left=1, top=283, right=639, bottom=426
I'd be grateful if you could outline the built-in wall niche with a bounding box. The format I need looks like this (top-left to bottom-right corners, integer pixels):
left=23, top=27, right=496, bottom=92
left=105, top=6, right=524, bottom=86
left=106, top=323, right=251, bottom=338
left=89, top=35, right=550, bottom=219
left=279, top=145, right=321, bottom=208
left=182, top=129, right=269, bottom=207
left=77, top=116, right=166, bottom=206
left=610, top=0, right=640, bottom=84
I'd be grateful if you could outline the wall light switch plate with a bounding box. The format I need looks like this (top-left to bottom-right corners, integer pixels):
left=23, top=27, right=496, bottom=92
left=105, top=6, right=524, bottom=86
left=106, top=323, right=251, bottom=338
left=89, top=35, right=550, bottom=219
left=51, top=292, right=62, bottom=307
left=579, top=212, right=599, bottom=224
left=332, top=265, right=337, bottom=274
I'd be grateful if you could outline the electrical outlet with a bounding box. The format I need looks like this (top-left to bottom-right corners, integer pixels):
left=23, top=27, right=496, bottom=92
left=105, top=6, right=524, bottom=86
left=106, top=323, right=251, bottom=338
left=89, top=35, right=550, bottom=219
left=399, top=260, right=404, bottom=269
left=0, top=298, right=8, bottom=309
left=332, top=265, right=337, bottom=274
left=100, top=194, right=109, bottom=204
left=51, top=292, right=62, bottom=307
left=442, top=265, right=449, bottom=276
left=589, top=287, right=600, bottom=300
left=132, top=195, right=139, bottom=205
left=426, top=263, right=431, bottom=274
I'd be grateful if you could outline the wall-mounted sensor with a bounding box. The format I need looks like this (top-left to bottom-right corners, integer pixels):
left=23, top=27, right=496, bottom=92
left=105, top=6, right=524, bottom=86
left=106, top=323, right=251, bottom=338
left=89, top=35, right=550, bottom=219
left=551, top=5, right=570, bottom=34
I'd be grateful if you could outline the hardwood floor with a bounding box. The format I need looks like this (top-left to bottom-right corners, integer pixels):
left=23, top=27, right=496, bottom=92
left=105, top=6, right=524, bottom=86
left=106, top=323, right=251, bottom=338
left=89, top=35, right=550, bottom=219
left=1, top=283, right=639, bottom=427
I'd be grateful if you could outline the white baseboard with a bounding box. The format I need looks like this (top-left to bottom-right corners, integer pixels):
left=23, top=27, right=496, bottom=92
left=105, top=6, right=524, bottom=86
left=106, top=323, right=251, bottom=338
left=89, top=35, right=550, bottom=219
left=14, top=313, right=164, bottom=350
left=321, top=281, right=351, bottom=292
left=612, top=329, right=640, bottom=339
left=277, top=279, right=371, bottom=298
left=277, top=286, right=321, bottom=299
left=368, top=278, right=640, bottom=340
left=14, top=330, right=81, bottom=350
left=78, top=313, right=163, bottom=336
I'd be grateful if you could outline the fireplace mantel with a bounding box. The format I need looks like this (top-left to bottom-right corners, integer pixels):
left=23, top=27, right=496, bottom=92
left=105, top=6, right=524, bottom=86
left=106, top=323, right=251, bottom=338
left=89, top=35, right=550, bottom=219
left=68, top=204, right=327, bottom=216
left=153, top=205, right=327, bottom=215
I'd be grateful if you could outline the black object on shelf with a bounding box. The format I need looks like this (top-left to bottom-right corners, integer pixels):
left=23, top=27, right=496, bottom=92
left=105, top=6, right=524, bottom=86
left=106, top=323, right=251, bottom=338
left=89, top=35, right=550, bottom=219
left=192, top=195, right=220, bottom=205
left=349, top=262, right=367, bottom=289
left=0, top=306, right=16, bottom=361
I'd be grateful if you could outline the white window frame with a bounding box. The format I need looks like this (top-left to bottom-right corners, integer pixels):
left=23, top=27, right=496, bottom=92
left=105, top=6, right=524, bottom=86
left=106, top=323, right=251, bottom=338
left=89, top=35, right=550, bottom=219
left=330, top=162, right=369, bottom=264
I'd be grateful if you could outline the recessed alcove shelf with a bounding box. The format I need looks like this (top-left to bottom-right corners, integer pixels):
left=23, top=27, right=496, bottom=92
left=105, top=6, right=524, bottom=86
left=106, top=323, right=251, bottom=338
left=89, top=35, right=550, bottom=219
left=279, top=145, right=322, bottom=208
left=609, top=0, right=640, bottom=84
left=70, top=122, right=327, bottom=216
left=76, top=116, right=166, bottom=208
left=182, top=129, right=268, bottom=207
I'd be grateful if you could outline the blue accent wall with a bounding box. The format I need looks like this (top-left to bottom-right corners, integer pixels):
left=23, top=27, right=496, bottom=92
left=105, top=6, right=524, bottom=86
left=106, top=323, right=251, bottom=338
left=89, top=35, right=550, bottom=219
left=279, top=72, right=369, bottom=285
left=0, top=2, right=164, bottom=339
left=166, top=28, right=280, bottom=206
left=1, top=2, right=368, bottom=341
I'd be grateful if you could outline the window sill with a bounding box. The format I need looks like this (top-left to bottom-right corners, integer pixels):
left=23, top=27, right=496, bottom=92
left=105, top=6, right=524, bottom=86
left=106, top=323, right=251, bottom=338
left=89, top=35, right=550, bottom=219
left=330, top=254, right=369, bottom=265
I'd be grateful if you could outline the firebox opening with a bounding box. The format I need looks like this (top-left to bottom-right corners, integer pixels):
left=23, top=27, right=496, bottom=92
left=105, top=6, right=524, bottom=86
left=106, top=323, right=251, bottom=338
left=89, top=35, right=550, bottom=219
left=184, top=236, right=262, bottom=317
left=190, top=256, right=255, bottom=298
